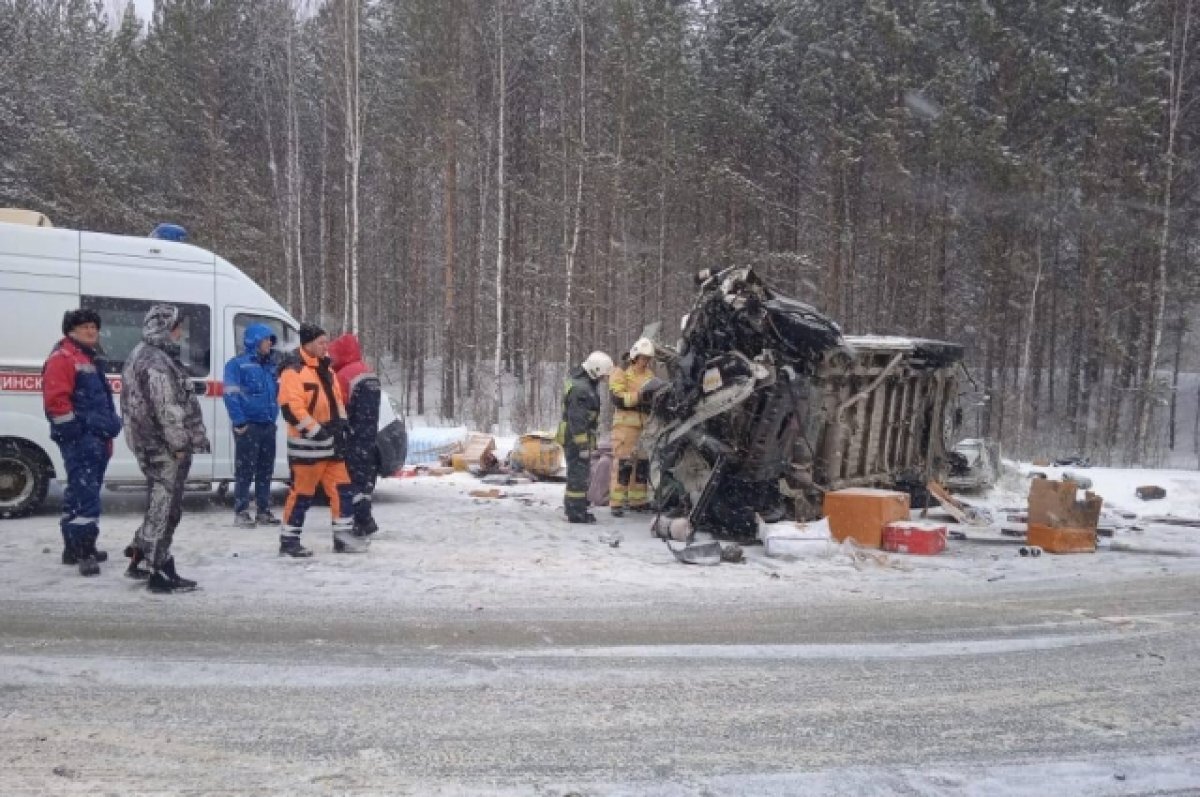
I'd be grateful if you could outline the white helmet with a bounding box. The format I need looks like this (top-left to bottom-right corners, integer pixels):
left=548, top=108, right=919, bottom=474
left=582, top=351, right=614, bottom=379
left=629, top=337, right=655, bottom=360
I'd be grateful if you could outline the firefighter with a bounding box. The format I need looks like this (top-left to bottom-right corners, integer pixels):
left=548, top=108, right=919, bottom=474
left=559, top=351, right=613, bottom=523
left=328, top=333, right=381, bottom=536
left=277, top=323, right=363, bottom=557
left=608, top=338, right=657, bottom=516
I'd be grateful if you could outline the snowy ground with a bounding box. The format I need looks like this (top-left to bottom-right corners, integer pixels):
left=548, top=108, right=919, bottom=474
left=1, top=460, right=1199, bottom=794
left=2, top=461, right=1199, bottom=614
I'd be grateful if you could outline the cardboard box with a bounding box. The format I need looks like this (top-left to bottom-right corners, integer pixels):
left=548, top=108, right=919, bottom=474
left=1028, top=478, right=1102, bottom=529
left=1028, top=522, right=1096, bottom=554
left=822, top=488, right=910, bottom=549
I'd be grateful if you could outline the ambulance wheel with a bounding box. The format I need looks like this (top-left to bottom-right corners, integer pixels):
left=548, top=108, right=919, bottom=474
left=0, top=441, right=51, bottom=519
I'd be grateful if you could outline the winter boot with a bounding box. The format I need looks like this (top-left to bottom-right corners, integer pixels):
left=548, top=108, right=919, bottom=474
left=279, top=535, right=313, bottom=558
left=333, top=527, right=370, bottom=553
left=124, top=547, right=151, bottom=581
left=234, top=511, right=256, bottom=529
left=145, top=557, right=197, bottom=594
left=62, top=546, right=107, bottom=565
left=255, top=510, right=281, bottom=526
left=610, top=507, right=625, bottom=518
left=77, top=554, right=100, bottom=577
left=353, top=517, right=379, bottom=537
left=566, top=511, right=598, bottom=525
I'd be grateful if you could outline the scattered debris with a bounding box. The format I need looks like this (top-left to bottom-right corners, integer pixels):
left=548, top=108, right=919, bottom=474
left=1053, top=456, right=1091, bottom=468
left=720, top=543, right=745, bottom=563
left=1062, top=471, right=1094, bottom=490
left=926, top=481, right=992, bottom=526
left=507, top=432, right=565, bottom=479
left=1136, top=485, right=1167, bottom=501
left=52, top=767, right=76, bottom=779
left=882, top=521, right=947, bottom=555
left=1140, top=515, right=1200, bottom=528
left=1018, top=545, right=1043, bottom=558
left=468, top=488, right=506, bottom=499
left=1027, top=478, right=1102, bottom=554
left=480, top=474, right=532, bottom=486
left=948, top=530, right=967, bottom=541
left=598, top=532, right=623, bottom=548
left=651, top=515, right=693, bottom=542
left=1000, top=527, right=1026, bottom=537
left=441, top=432, right=499, bottom=474
left=824, top=488, right=910, bottom=548
left=946, top=438, right=1001, bottom=492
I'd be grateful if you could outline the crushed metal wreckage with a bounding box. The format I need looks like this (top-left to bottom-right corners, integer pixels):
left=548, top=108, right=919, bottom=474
left=642, top=266, right=965, bottom=543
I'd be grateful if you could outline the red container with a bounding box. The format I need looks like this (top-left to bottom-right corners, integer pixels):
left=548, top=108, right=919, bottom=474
left=881, top=521, right=947, bottom=555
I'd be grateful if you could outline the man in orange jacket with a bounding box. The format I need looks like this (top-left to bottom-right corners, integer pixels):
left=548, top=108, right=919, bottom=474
left=277, top=323, right=367, bottom=557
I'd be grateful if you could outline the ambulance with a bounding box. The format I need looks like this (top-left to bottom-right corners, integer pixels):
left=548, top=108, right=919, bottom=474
left=0, top=210, right=407, bottom=518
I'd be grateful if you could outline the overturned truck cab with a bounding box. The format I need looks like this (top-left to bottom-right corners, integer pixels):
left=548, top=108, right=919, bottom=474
left=645, top=267, right=963, bottom=542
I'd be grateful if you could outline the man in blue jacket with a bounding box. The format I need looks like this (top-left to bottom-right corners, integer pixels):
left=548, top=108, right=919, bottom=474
left=222, top=324, right=281, bottom=528
left=41, top=308, right=123, bottom=576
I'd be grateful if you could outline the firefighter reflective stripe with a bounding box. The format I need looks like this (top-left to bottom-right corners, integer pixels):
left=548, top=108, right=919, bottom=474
left=610, top=365, right=654, bottom=428
left=565, top=490, right=587, bottom=499
left=572, top=432, right=589, bottom=444
left=297, top=416, right=318, bottom=432
left=51, top=412, right=76, bottom=424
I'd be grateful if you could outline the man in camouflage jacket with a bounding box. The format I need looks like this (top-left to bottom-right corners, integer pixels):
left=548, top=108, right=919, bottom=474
left=121, top=304, right=211, bottom=593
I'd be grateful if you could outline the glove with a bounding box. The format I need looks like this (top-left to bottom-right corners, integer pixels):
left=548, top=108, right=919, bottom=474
left=639, top=378, right=668, bottom=402
left=578, top=448, right=591, bottom=462
left=309, top=424, right=333, bottom=441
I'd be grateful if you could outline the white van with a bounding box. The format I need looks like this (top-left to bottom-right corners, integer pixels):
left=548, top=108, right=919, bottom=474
left=0, top=215, right=407, bottom=518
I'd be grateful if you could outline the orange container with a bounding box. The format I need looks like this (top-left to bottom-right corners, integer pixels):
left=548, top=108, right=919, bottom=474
left=1027, top=523, right=1096, bottom=554
left=823, top=488, right=911, bottom=549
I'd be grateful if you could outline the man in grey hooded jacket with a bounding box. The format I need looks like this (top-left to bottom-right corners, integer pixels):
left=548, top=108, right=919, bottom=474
left=121, top=304, right=211, bottom=593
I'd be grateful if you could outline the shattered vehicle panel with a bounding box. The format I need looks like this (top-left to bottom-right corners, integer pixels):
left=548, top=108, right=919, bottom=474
left=645, top=267, right=963, bottom=541
left=946, top=438, right=1002, bottom=492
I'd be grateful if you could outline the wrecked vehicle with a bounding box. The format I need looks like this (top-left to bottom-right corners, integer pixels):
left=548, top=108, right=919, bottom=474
left=643, top=266, right=963, bottom=542
left=946, top=439, right=1002, bottom=492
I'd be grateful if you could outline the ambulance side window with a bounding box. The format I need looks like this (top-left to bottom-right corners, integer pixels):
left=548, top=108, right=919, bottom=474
left=81, top=296, right=212, bottom=377
left=233, top=314, right=298, bottom=355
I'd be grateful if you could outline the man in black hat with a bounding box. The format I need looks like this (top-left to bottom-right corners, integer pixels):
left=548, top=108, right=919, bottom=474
left=41, top=308, right=123, bottom=576
left=277, top=323, right=362, bottom=556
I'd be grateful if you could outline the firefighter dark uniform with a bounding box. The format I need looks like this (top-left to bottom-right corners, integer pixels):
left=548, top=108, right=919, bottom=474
left=558, top=352, right=612, bottom=523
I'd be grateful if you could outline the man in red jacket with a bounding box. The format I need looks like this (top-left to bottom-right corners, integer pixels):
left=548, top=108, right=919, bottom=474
left=42, top=308, right=123, bottom=576
left=328, top=334, right=381, bottom=536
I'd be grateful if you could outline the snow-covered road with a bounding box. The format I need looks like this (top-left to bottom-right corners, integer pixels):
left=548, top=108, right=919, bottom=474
left=1, top=471, right=1199, bottom=794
